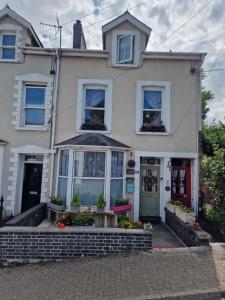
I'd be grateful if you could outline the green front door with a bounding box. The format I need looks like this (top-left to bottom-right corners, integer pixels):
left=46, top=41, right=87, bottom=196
left=140, top=165, right=160, bottom=217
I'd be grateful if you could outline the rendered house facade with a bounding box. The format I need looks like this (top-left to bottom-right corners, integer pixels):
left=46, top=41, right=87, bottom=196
left=0, top=5, right=205, bottom=222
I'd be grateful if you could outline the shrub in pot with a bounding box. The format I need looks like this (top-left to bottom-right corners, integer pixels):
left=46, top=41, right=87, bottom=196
left=48, top=196, right=65, bottom=211
left=96, top=194, right=106, bottom=212
left=72, top=213, right=95, bottom=226
left=71, top=194, right=81, bottom=212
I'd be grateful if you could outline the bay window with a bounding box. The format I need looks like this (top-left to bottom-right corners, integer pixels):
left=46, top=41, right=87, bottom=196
left=110, top=151, right=124, bottom=206
left=56, top=149, right=125, bottom=208
left=57, top=150, right=69, bottom=201
left=73, top=151, right=105, bottom=205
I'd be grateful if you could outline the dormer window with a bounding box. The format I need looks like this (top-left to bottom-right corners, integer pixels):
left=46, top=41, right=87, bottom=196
left=112, top=30, right=140, bottom=67
left=1, top=33, right=16, bottom=59
left=117, top=34, right=133, bottom=64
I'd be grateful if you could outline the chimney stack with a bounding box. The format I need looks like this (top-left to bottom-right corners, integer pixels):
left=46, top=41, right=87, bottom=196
left=73, top=20, right=86, bottom=49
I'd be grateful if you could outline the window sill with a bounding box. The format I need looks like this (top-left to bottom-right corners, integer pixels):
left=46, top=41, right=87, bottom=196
left=77, top=129, right=111, bottom=134
left=0, top=58, right=19, bottom=63
left=136, top=131, right=170, bottom=136
left=15, top=126, right=49, bottom=132
left=112, top=63, right=140, bottom=68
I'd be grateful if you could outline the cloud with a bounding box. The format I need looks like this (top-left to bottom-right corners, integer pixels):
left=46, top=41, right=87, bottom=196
left=149, top=5, right=171, bottom=28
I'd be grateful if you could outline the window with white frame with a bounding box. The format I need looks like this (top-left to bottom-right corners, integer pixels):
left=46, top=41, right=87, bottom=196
left=57, top=150, right=69, bottom=202
left=23, top=84, right=46, bottom=126
left=136, top=81, right=171, bottom=134
left=57, top=149, right=125, bottom=207
left=77, top=79, right=112, bottom=132
left=73, top=151, right=106, bottom=205
left=112, top=30, right=140, bottom=67
left=0, top=33, right=16, bottom=60
left=110, top=151, right=124, bottom=206
left=117, top=34, right=133, bottom=64
left=81, top=86, right=106, bottom=130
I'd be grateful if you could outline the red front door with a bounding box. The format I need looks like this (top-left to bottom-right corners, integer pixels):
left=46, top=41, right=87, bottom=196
left=171, top=166, right=191, bottom=208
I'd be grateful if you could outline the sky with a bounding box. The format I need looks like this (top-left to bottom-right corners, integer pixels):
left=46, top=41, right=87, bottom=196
left=1, top=0, right=225, bottom=122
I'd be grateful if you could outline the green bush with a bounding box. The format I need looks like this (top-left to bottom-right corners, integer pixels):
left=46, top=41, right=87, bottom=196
left=204, top=203, right=225, bottom=231
left=71, top=194, right=80, bottom=207
left=61, top=213, right=95, bottom=226
left=115, top=198, right=129, bottom=206
left=97, top=194, right=106, bottom=208
left=50, top=196, right=63, bottom=206
left=131, top=221, right=144, bottom=229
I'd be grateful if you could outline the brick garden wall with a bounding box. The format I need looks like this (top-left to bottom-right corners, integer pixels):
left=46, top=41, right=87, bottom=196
left=165, top=208, right=211, bottom=246
left=5, top=203, right=46, bottom=227
left=0, top=227, right=152, bottom=263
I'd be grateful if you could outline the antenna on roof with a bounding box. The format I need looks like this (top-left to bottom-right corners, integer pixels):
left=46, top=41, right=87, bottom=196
left=40, top=15, right=62, bottom=49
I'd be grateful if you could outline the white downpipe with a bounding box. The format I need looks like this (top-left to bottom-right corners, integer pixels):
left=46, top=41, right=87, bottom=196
left=49, top=49, right=60, bottom=197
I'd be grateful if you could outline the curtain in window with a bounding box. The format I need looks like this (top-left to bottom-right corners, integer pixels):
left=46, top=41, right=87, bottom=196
left=73, top=179, right=104, bottom=205
left=74, top=151, right=105, bottom=177
left=59, top=150, right=69, bottom=176
left=111, top=151, right=123, bottom=177
left=179, top=170, right=186, bottom=194
left=57, top=177, right=67, bottom=201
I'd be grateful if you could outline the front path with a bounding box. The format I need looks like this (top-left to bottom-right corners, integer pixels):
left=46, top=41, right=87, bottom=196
left=0, top=245, right=224, bottom=300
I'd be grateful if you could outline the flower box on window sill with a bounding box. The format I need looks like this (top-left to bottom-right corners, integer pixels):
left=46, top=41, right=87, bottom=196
left=80, top=123, right=107, bottom=131
left=111, top=204, right=132, bottom=213
left=140, top=125, right=166, bottom=132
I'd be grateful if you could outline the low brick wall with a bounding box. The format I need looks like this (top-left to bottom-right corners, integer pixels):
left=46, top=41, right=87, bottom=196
left=5, top=203, right=46, bottom=227
left=165, top=208, right=211, bottom=246
left=0, top=226, right=152, bottom=263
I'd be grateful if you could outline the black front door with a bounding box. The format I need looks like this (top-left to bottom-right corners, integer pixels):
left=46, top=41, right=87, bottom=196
left=21, top=163, right=43, bottom=212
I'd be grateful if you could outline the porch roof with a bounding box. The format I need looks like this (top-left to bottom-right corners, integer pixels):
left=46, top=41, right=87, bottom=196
left=0, top=139, right=7, bottom=144
left=55, top=133, right=131, bottom=149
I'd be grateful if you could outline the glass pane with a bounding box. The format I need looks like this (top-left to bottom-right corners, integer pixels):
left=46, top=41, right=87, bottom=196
left=118, top=35, right=131, bottom=62
left=74, top=152, right=105, bottom=177
left=143, top=111, right=161, bottom=126
left=144, top=91, right=162, bottom=109
left=85, top=89, right=105, bottom=108
left=26, top=87, right=45, bottom=106
left=57, top=177, right=67, bottom=202
left=3, top=35, right=16, bottom=45
left=84, top=109, right=104, bottom=125
left=25, top=109, right=45, bottom=125
left=111, top=151, right=124, bottom=177
left=73, top=179, right=104, bottom=205
left=2, top=48, right=15, bottom=59
left=59, top=150, right=69, bottom=177
left=110, top=179, right=123, bottom=206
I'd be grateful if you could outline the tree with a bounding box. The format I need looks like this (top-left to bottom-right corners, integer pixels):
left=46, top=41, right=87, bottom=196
left=201, top=90, right=214, bottom=121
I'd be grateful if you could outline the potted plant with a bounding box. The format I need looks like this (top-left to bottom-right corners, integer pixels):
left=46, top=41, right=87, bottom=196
left=48, top=196, right=65, bottom=211
left=80, top=122, right=106, bottom=131
left=96, top=194, right=106, bottom=212
left=71, top=194, right=81, bottom=212
left=176, top=205, right=196, bottom=224
left=140, top=121, right=166, bottom=132
left=111, top=198, right=132, bottom=213
left=60, top=213, right=95, bottom=227
left=166, top=199, right=176, bottom=214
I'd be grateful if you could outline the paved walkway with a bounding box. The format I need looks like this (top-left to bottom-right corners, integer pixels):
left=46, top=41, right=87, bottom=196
left=0, top=245, right=224, bottom=300
left=152, top=224, right=184, bottom=249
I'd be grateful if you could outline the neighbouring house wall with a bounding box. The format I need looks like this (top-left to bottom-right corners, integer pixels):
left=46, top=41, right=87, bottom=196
left=0, top=54, right=54, bottom=215
left=55, top=56, right=200, bottom=153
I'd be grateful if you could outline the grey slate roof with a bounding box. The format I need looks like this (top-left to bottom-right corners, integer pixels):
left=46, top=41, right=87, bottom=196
left=55, top=133, right=131, bottom=148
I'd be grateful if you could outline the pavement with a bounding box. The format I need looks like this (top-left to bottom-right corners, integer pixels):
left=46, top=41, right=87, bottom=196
left=152, top=224, right=184, bottom=249
left=0, top=244, right=224, bottom=300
